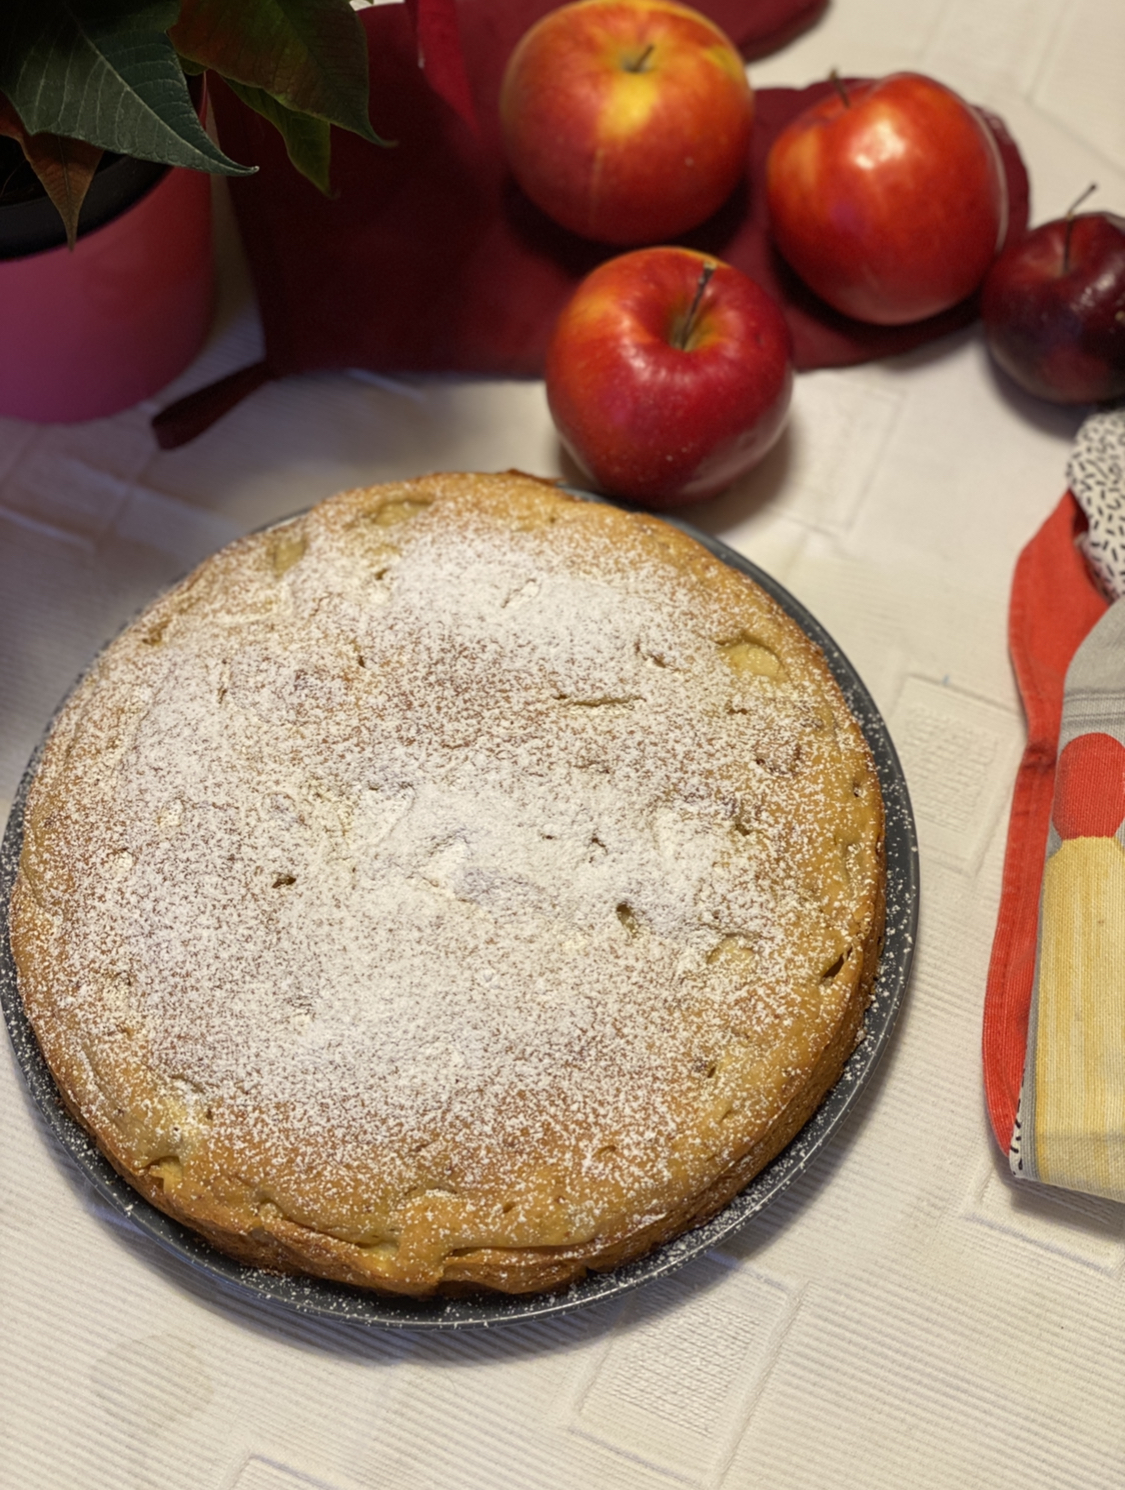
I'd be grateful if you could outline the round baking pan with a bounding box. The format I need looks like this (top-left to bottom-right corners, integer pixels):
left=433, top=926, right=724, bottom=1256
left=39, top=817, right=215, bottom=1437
left=0, top=503, right=919, bottom=1330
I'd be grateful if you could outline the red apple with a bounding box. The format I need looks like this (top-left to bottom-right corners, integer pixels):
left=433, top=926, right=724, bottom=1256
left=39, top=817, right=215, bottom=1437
left=499, top=0, right=754, bottom=245
left=545, top=247, right=793, bottom=507
left=981, top=210, right=1125, bottom=404
left=766, top=72, right=1008, bottom=325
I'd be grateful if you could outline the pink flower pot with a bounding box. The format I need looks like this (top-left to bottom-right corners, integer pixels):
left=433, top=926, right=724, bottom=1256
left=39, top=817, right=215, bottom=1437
left=0, top=163, right=214, bottom=424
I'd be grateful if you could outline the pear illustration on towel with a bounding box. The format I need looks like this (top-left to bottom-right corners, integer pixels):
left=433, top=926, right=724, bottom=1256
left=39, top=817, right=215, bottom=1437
left=1035, top=730, right=1125, bottom=1197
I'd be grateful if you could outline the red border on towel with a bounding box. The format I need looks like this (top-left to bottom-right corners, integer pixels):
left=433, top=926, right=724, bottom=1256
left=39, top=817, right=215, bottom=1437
left=982, top=494, right=1108, bottom=1150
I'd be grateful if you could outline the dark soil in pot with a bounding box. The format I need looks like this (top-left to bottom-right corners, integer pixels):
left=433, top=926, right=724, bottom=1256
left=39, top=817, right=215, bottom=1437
left=0, top=137, right=168, bottom=261
left=0, top=73, right=210, bottom=261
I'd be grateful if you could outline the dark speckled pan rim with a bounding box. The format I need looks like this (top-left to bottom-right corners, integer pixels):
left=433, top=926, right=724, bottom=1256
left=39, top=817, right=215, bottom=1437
left=0, top=493, right=919, bottom=1330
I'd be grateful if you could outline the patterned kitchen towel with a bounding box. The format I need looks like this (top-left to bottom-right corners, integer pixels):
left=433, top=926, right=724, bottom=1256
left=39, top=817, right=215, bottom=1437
left=986, top=408, right=1125, bottom=1200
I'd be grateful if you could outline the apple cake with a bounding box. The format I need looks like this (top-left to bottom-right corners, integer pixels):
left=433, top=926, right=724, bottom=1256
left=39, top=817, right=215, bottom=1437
left=11, top=471, right=884, bottom=1296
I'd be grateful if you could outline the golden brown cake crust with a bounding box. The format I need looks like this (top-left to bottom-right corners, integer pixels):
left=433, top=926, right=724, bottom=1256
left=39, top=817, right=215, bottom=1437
left=12, top=472, right=884, bottom=1295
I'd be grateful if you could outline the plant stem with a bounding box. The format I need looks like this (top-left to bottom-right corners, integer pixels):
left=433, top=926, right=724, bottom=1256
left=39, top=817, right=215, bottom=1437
left=1064, top=182, right=1097, bottom=271
left=676, top=261, right=716, bottom=350
left=625, top=43, right=655, bottom=73
left=829, top=69, right=850, bottom=108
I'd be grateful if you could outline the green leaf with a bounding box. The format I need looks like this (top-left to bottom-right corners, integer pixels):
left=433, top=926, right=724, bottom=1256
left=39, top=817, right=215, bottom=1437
left=0, top=1, right=254, bottom=175
left=172, top=0, right=386, bottom=144
left=225, top=78, right=331, bottom=194
left=0, top=92, right=103, bottom=248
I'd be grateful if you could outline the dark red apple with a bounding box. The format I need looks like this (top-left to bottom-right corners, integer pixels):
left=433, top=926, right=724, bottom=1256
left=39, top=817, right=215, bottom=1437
left=499, top=0, right=754, bottom=245
left=545, top=246, right=793, bottom=508
left=766, top=72, right=1008, bottom=325
left=981, top=210, right=1125, bottom=404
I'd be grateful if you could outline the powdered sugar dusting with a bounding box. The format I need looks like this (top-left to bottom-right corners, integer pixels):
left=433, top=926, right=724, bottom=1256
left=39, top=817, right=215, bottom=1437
left=17, top=480, right=878, bottom=1263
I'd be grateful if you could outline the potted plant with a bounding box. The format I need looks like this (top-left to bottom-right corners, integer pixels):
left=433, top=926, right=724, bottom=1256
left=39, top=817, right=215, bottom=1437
left=0, top=0, right=381, bottom=423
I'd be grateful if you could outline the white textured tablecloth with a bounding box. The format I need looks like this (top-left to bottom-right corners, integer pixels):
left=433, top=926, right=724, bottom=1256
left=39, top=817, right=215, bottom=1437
left=3, top=3, right=1125, bottom=1487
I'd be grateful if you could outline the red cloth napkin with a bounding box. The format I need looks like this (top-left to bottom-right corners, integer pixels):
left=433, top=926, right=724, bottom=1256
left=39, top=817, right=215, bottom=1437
left=154, top=1, right=1029, bottom=447
left=983, top=494, right=1108, bottom=1151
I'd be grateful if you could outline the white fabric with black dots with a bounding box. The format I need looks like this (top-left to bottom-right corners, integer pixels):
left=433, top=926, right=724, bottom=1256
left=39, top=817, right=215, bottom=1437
left=1070, top=407, right=1125, bottom=601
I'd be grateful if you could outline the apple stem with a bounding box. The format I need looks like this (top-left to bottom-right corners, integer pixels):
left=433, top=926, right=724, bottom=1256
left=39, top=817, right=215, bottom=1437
left=1063, top=182, right=1097, bottom=271
left=625, top=43, right=655, bottom=73
left=829, top=69, right=850, bottom=108
left=676, top=261, right=716, bottom=351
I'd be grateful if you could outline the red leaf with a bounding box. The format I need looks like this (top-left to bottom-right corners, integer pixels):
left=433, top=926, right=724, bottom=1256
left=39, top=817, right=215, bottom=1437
left=404, top=0, right=477, bottom=131
left=0, top=94, right=103, bottom=249
left=171, top=0, right=381, bottom=143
